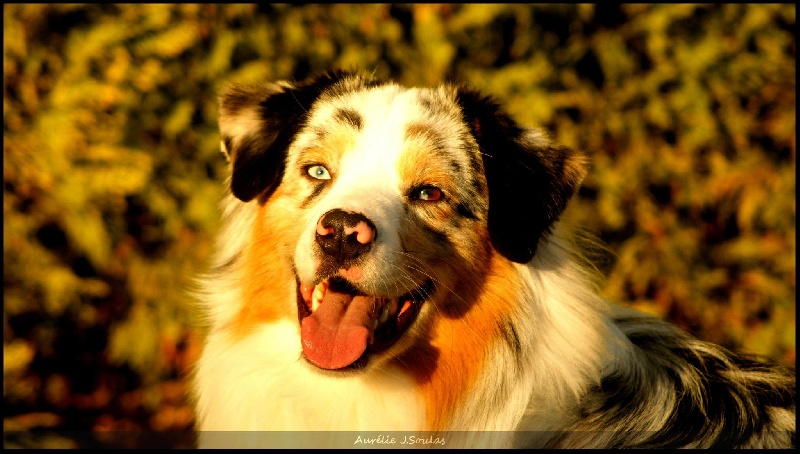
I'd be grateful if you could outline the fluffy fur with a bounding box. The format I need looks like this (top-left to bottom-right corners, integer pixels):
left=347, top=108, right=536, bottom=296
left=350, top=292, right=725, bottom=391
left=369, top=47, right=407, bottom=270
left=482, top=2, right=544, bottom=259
left=192, top=70, right=795, bottom=448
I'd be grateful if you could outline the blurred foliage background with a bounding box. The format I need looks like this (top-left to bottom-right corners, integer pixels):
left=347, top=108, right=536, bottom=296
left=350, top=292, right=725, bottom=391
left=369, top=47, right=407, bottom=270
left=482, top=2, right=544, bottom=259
left=3, top=4, right=795, bottom=448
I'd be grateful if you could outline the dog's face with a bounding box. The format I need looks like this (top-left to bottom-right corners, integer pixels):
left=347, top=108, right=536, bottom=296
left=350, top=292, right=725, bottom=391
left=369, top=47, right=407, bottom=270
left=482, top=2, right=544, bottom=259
left=218, top=70, right=586, bottom=371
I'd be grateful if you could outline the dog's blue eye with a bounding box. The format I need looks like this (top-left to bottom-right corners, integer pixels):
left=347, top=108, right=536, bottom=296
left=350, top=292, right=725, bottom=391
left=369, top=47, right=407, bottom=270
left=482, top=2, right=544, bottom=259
left=415, top=186, right=442, bottom=202
left=307, top=165, right=331, bottom=180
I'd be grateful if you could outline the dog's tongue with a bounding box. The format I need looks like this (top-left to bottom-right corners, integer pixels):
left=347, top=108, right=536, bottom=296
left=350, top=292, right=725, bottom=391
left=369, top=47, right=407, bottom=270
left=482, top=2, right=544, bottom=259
left=300, top=290, right=374, bottom=369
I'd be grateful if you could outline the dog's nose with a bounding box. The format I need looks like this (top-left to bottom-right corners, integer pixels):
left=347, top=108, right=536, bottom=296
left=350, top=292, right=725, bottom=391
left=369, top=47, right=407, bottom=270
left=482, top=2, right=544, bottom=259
left=315, top=209, right=376, bottom=261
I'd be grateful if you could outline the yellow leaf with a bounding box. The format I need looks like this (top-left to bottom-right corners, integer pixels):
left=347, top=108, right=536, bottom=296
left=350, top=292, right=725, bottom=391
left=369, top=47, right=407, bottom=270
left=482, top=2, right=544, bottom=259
left=134, top=22, right=199, bottom=58
left=164, top=100, right=196, bottom=139
left=4, top=340, right=35, bottom=374
left=108, top=304, right=159, bottom=373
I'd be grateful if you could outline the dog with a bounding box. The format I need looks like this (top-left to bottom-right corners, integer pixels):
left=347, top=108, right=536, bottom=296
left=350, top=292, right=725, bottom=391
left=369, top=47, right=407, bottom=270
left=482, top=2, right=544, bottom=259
left=191, top=70, right=795, bottom=448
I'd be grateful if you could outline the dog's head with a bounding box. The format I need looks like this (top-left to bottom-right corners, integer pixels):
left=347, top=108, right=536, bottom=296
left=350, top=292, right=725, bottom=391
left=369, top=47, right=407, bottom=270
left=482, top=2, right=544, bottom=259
left=218, top=70, right=586, bottom=370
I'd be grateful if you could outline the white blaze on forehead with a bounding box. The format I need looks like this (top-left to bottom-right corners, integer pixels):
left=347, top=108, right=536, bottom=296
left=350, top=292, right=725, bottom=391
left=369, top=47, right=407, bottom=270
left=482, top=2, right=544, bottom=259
left=297, top=84, right=431, bottom=203
left=338, top=85, right=471, bottom=177
left=339, top=87, right=420, bottom=187
left=291, top=85, right=432, bottom=287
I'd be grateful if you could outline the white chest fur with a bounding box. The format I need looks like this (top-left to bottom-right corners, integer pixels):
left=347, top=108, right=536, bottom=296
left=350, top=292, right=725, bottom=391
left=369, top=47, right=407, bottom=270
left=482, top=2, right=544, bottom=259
left=193, top=321, right=425, bottom=447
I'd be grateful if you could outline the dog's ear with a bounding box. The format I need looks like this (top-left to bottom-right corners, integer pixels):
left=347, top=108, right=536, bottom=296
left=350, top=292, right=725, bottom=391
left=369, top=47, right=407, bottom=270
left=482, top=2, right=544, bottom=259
left=218, top=70, right=353, bottom=202
left=455, top=88, right=587, bottom=263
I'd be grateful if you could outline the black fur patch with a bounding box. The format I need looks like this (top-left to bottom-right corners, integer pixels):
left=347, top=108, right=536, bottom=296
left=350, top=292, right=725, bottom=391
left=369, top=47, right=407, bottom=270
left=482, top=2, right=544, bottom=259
left=225, top=70, right=363, bottom=202
left=576, top=316, right=796, bottom=448
left=405, top=122, right=445, bottom=149
left=333, top=108, right=363, bottom=130
left=455, top=87, right=584, bottom=263
left=456, top=203, right=478, bottom=220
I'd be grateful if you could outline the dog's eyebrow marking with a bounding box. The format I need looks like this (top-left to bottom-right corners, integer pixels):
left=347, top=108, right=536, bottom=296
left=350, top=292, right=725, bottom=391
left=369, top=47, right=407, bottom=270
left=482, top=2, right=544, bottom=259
left=333, top=108, right=363, bottom=130
left=405, top=122, right=445, bottom=150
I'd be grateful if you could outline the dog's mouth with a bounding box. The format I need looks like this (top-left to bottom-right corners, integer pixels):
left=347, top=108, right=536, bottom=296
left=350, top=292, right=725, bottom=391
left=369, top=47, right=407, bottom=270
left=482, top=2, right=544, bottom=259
left=296, top=276, right=434, bottom=370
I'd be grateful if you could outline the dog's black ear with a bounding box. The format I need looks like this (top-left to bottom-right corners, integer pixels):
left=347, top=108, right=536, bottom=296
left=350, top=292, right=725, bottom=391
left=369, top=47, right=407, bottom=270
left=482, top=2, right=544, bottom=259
left=218, top=70, right=355, bottom=202
left=455, top=88, right=587, bottom=263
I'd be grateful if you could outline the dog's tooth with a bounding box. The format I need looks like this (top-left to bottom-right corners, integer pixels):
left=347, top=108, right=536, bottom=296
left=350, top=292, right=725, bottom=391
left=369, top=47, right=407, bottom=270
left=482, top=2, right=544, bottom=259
left=378, top=305, right=390, bottom=324
left=387, top=299, right=398, bottom=316
left=372, top=319, right=379, bottom=330
left=312, top=286, right=324, bottom=302
left=311, top=281, right=327, bottom=312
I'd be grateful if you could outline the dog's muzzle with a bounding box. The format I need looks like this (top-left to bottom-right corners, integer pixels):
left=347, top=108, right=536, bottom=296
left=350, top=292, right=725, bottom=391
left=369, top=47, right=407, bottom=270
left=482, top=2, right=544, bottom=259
left=297, top=209, right=433, bottom=371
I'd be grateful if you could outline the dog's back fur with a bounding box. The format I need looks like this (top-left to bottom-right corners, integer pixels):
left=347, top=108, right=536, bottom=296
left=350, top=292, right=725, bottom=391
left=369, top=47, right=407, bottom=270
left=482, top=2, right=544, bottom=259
left=192, top=70, right=795, bottom=448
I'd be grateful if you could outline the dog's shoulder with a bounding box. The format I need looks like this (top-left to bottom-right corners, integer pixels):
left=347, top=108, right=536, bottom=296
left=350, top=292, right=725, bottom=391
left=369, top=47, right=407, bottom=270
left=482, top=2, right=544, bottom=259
left=559, top=304, right=797, bottom=448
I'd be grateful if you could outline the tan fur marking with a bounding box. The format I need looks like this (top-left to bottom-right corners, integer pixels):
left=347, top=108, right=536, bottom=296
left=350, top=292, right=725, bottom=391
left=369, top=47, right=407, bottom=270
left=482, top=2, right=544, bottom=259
left=297, top=128, right=357, bottom=175
left=397, top=145, right=458, bottom=198
left=232, top=197, right=297, bottom=337
left=394, top=251, right=520, bottom=431
left=297, top=146, right=340, bottom=173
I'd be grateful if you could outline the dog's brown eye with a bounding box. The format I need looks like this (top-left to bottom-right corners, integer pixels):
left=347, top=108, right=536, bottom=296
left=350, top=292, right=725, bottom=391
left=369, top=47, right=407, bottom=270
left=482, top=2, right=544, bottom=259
left=414, top=186, right=442, bottom=202
left=307, top=165, right=331, bottom=180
